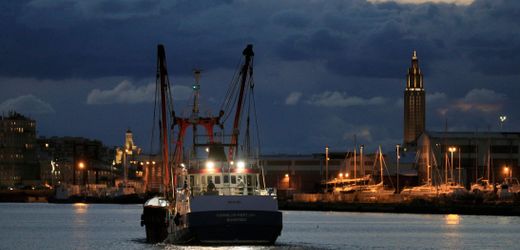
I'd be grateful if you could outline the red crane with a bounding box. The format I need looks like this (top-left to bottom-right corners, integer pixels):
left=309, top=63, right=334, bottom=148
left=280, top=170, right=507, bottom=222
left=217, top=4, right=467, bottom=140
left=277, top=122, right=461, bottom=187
left=228, top=44, right=254, bottom=161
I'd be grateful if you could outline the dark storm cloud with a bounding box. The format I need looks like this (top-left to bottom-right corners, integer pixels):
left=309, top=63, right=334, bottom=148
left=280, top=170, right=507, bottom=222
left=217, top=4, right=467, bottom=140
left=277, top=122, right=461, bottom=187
left=1, top=0, right=519, bottom=80
left=1, top=0, right=520, bottom=152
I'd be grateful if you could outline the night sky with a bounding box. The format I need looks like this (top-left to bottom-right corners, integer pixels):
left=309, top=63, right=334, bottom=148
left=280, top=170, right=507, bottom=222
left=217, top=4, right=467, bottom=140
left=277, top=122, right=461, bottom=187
left=1, top=0, right=519, bottom=154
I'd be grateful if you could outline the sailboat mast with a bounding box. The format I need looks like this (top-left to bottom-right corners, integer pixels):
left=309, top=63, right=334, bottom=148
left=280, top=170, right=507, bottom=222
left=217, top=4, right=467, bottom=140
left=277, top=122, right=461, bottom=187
left=379, top=146, right=383, bottom=184
left=487, top=147, right=491, bottom=181
left=445, top=151, right=448, bottom=184
left=354, top=148, right=357, bottom=179
left=157, top=45, right=171, bottom=197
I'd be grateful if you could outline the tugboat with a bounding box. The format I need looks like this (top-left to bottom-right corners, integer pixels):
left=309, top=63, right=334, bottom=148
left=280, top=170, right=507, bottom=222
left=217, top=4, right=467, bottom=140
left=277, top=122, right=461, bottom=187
left=141, top=44, right=282, bottom=244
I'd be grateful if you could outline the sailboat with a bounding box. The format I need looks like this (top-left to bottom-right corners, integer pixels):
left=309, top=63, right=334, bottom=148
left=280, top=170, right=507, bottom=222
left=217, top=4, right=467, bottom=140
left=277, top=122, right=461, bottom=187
left=358, top=146, right=395, bottom=195
left=470, top=147, right=493, bottom=193
left=140, top=44, right=282, bottom=244
left=400, top=147, right=439, bottom=197
left=331, top=146, right=394, bottom=195
left=327, top=151, right=371, bottom=194
left=437, top=148, right=467, bottom=196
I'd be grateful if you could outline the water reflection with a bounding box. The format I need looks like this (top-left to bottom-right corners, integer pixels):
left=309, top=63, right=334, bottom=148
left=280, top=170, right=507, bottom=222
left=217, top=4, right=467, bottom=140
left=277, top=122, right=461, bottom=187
left=441, top=214, right=462, bottom=249
left=444, top=214, right=461, bottom=225
left=73, top=203, right=88, bottom=215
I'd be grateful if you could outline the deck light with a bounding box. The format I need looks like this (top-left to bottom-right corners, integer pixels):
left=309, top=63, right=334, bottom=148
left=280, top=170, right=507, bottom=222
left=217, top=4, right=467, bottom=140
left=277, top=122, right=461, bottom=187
left=206, top=161, right=215, bottom=170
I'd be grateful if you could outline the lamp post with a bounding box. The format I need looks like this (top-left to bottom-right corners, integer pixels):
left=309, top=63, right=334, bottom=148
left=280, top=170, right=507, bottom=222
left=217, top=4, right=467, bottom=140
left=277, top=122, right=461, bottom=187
left=448, top=147, right=457, bottom=184
left=360, top=145, right=364, bottom=178
left=503, top=166, right=509, bottom=181
left=396, top=144, right=400, bottom=193
left=458, top=147, right=462, bottom=185
left=78, top=161, right=86, bottom=192
left=325, top=145, right=329, bottom=192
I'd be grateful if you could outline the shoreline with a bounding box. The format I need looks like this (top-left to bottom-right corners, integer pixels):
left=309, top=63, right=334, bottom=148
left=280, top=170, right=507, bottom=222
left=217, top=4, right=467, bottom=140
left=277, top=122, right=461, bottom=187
left=3, top=191, right=520, bottom=217
left=279, top=199, right=520, bottom=216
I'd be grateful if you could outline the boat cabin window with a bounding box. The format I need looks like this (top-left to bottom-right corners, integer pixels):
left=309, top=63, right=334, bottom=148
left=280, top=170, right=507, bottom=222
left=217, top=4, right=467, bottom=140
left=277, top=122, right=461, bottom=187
left=207, top=176, right=212, bottom=184
left=215, top=175, right=221, bottom=184
left=247, top=175, right=252, bottom=186
left=231, top=175, right=237, bottom=184
left=201, top=175, right=206, bottom=185
left=224, top=175, right=229, bottom=184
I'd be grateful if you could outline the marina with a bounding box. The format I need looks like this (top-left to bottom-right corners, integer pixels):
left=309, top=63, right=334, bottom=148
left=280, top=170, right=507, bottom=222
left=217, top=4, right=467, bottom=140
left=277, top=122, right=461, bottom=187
left=1, top=1, right=520, bottom=249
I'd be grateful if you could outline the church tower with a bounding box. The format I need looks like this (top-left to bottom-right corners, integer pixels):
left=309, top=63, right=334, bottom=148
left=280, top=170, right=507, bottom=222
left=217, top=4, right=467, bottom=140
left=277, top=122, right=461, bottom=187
left=404, top=50, right=425, bottom=146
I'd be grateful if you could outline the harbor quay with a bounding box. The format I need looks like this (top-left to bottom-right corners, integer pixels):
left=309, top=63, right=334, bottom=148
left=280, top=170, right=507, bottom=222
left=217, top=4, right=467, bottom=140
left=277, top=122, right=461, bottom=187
left=281, top=192, right=520, bottom=216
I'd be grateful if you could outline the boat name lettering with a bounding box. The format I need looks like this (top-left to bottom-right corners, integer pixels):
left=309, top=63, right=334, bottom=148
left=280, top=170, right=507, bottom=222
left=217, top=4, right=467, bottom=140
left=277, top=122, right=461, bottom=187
left=216, top=213, right=255, bottom=218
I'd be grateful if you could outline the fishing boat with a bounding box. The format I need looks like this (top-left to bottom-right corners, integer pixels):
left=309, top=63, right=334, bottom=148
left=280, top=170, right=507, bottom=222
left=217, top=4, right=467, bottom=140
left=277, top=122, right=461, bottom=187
left=141, top=44, right=282, bottom=244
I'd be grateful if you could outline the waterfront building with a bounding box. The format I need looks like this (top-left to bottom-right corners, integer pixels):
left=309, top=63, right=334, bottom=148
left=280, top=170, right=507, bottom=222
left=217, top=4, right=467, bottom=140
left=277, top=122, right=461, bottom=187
left=136, top=154, right=161, bottom=193
left=38, top=136, right=115, bottom=187
left=0, top=112, right=39, bottom=186
left=417, top=131, right=520, bottom=188
left=114, top=129, right=144, bottom=192
left=403, top=51, right=425, bottom=147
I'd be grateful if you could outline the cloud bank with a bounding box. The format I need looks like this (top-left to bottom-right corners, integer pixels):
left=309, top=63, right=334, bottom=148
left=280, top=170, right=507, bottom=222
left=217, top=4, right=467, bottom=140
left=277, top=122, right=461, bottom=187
left=368, top=0, right=474, bottom=5
left=87, top=80, right=192, bottom=104
left=0, top=95, right=55, bottom=115
left=307, top=91, right=385, bottom=107
left=285, top=92, right=303, bottom=105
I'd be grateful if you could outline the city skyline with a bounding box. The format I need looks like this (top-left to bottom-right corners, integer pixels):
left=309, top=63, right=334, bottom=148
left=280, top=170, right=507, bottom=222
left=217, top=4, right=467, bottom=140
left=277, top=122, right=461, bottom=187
left=0, top=0, right=519, bottom=153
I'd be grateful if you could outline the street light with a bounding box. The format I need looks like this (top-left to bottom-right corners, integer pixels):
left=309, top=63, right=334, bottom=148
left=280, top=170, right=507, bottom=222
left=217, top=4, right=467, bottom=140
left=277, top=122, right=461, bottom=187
left=77, top=161, right=87, bottom=189
left=339, top=173, right=343, bottom=178
left=499, top=115, right=507, bottom=129
left=448, top=147, right=457, bottom=184
left=325, top=145, right=329, bottom=192
left=504, top=166, right=510, bottom=180
left=396, top=144, right=400, bottom=193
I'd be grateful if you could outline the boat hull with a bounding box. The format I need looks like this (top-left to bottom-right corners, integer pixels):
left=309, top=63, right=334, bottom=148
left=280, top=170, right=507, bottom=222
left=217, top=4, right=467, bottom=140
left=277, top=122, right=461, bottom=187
left=168, top=210, right=282, bottom=245
left=141, top=206, right=169, bottom=243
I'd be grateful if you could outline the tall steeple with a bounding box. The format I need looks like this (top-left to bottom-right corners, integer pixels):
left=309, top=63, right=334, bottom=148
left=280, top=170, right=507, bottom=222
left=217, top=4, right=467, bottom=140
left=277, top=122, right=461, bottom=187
left=404, top=50, right=425, bottom=146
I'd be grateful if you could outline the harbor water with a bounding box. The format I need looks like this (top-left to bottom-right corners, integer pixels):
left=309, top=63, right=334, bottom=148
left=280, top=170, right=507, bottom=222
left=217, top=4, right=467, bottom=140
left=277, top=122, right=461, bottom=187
left=0, top=203, right=518, bottom=249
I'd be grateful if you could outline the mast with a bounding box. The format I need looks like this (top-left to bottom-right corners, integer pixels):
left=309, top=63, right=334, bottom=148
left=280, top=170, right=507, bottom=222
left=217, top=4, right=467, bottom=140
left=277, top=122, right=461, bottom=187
left=379, top=146, right=383, bottom=185
left=228, top=44, right=254, bottom=161
left=157, top=44, right=171, bottom=197
left=354, top=147, right=357, bottom=179
left=192, top=70, right=201, bottom=157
